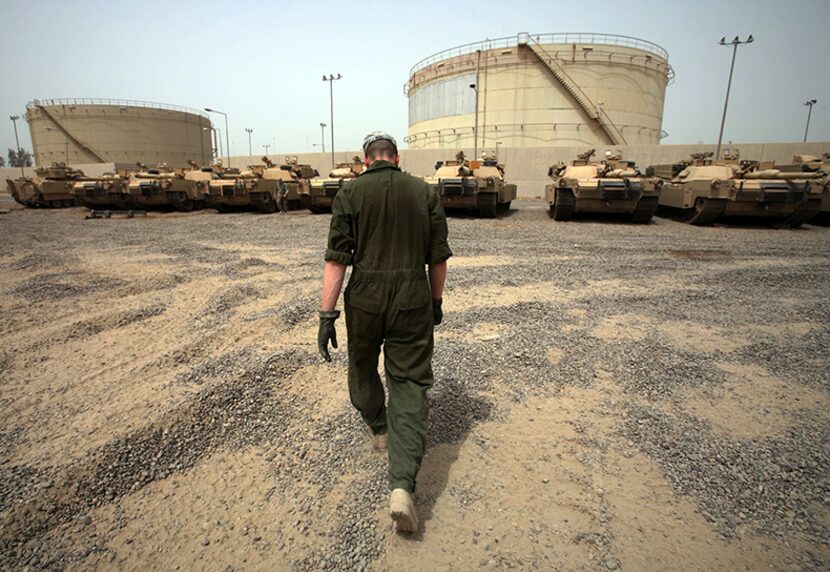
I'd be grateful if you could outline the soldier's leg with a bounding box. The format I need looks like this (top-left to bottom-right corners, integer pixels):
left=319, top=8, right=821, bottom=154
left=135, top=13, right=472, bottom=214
left=345, top=303, right=388, bottom=434
left=383, top=304, right=434, bottom=492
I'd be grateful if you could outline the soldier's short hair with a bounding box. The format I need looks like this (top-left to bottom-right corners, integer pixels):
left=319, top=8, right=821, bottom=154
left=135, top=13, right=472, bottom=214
left=365, top=139, right=398, bottom=160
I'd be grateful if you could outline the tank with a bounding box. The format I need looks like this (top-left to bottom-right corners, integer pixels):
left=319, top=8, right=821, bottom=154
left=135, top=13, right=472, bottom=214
left=773, top=154, right=830, bottom=226
left=206, top=161, right=260, bottom=212
left=305, top=157, right=364, bottom=213
left=72, top=171, right=132, bottom=209
left=125, top=161, right=209, bottom=211
left=424, top=151, right=517, bottom=218
left=544, top=149, right=661, bottom=223
left=6, top=162, right=85, bottom=208
left=651, top=150, right=824, bottom=227
left=249, top=156, right=315, bottom=213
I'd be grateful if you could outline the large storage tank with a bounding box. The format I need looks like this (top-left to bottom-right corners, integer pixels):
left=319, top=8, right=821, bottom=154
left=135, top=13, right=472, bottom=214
left=406, top=32, right=673, bottom=150
left=26, top=99, right=213, bottom=167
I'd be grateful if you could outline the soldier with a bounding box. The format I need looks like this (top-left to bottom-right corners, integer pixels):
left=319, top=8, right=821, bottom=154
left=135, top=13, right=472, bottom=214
left=318, top=131, right=451, bottom=533
left=277, top=180, right=289, bottom=214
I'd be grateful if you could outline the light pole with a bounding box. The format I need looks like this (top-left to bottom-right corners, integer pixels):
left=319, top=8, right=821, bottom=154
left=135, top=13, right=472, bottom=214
left=245, top=128, right=253, bottom=156
left=9, top=115, right=24, bottom=176
left=204, top=108, right=230, bottom=167
left=716, top=35, right=754, bottom=160
left=322, top=74, right=341, bottom=167
left=263, top=144, right=271, bottom=156
left=319, top=122, right=327, bottom=154
left=803, top=99, right=817, bottom=143
left=469, top=81, right=479, bottom=159
left=216, top=130, right=224, bottom=166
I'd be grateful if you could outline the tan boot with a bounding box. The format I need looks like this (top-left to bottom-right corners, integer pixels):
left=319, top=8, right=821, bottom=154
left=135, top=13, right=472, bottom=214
left=390, top=488, right=419, bottom=533
left=367, top=426, right=387, bottom=451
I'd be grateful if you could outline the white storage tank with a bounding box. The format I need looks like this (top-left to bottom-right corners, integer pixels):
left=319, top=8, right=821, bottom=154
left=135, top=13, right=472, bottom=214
left=406, top=32, right=673, bottom=150
left=26, top=99, right=213, bottom=167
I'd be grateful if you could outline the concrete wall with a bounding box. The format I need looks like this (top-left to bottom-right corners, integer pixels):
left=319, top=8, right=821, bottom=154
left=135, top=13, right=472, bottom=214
left=407, top=35, right=670, bottom=149
left=27, top=101, right=212, bottom=168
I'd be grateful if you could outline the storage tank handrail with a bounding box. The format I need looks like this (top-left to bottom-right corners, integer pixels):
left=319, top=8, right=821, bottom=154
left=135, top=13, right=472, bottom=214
left=27, top=98, right=209, bottom=118
left=409, top=32, right=670, bottom=78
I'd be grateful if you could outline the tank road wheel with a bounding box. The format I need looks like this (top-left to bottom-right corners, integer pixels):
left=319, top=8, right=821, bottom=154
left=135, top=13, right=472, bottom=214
left=173, top=197, right=195, bottom=212
left=478, top=193, right=497, bottom=218
left=549, top=188, right=575, bottom=220
left=680, top=198, right=727, bottom=226
left=630, top=197, right=658, bottom=224
left=255, top=197, right=278, bottom=214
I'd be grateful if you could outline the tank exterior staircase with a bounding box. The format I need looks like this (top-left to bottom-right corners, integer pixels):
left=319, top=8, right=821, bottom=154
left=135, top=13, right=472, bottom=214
left=522, top=37, right=626, bottom=146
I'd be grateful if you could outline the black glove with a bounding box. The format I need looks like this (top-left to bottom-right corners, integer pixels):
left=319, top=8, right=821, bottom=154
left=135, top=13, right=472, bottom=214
left=432, top=298, right=443, bottom=326
left=318, top=310, right=340, bottom=362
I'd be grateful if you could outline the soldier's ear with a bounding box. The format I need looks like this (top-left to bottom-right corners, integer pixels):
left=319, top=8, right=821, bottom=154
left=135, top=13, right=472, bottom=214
left=394, top=154, right=400, bottom=166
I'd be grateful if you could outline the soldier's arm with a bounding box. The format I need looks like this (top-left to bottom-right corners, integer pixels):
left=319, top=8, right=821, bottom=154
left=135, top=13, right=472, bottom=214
left=321, top=261, right=346, bottom=311
left=426, top=185, right=452, bottom=270
left=428, top=261, right=447, bottom=300
left=322, top=188, right=355, bottom=311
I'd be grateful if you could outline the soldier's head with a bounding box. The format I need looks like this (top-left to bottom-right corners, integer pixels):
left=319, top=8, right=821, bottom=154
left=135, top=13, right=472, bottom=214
left=362, top=131, right=399, bottom=166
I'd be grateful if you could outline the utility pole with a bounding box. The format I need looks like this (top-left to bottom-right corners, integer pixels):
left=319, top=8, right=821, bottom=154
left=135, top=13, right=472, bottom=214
left=322, top=74, right=341, bottom=167
left=471, top=49, right=481, bottom=159
left=319, top=122, right=327, bottom=154
left=263, top=144, right=270, bottom=156
left=716, top=35, right=754, bottom=160
left=245, top=128, right=253, bottom=156
left=803, top=99, right=817, bottom=143
left=10, top=115, right=24, bottom=176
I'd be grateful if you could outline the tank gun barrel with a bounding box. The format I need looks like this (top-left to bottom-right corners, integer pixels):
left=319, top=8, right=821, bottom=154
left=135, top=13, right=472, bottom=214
left=743, top=170, right=824, bottom=180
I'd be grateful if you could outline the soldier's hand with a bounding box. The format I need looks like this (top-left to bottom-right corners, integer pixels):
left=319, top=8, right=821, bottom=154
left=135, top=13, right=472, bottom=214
left=318, top=310, right=340, bottom=362
left=432, top=298, right=443, bottom=326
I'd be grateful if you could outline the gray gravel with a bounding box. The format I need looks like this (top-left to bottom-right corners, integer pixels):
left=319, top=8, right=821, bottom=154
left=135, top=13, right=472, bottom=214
left=0, top=203, right=828, bottom=570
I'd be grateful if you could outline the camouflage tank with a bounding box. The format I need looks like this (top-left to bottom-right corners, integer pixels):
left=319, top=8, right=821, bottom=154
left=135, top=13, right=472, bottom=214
left=773, top=154, right=829, bottom=226
left=6, top=162, right=85, bottom=208
left=125, top=161, right=209, bottom=211
left=206, top=162, right=259, bottom=212
left=424, top=151, right=517, bottom=218
left=248, top=156, right=316, bottom=213
left=650, top=150, right=824, bottom=227
left=72, top=170, right=132, bottom=209
left=304, top=156, right=363, bottom=213
left=545, top=149, right=661, bottom=223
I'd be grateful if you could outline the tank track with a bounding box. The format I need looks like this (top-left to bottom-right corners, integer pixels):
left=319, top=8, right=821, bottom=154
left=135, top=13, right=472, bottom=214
left=549, top=188, right=575, bottom=220
left=630, top=196, right=658, bottom=224
left=169, top=194, right=196, bottom=212
left=253, top=196, right=277, bottom=214
left=682, top=198, right=727, bottom=226
left=477, top=192, right=497, bottom=218
left=782, top=198, right=822, bottom=228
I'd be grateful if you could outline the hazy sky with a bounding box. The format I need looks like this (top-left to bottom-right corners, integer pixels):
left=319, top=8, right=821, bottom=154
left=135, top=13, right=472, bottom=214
left=1, top=0, right=828, bottom=157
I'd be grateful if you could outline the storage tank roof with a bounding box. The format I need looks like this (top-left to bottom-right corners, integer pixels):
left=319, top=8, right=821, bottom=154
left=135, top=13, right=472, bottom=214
left=409, top=32, right=670, bottom=77
left=27, top=98, right=208, bottom=118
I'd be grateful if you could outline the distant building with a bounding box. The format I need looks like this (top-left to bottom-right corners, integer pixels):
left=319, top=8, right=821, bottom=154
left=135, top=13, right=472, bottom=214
left=406, top=32, right=673, bottom=150
left=26, top=99, right=213, bottom=167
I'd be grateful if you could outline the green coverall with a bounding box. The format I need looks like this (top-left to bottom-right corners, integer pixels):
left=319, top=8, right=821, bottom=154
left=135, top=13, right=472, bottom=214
left=325, top=160, right=452, bottom=492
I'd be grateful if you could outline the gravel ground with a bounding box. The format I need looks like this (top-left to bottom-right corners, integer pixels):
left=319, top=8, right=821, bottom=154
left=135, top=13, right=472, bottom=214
left=0, top=200, right=828, bottom=570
